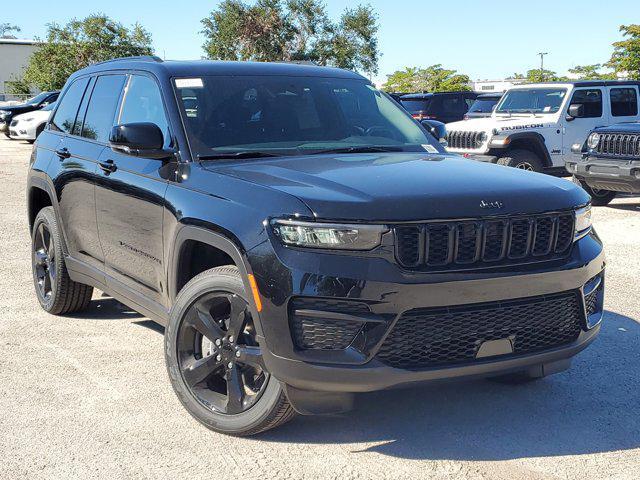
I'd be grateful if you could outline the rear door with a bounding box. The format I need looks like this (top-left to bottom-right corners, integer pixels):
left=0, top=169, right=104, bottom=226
left=94, top=73, right=172, bottom=310
left=48, top=76, right=107, bottom=274
left=431, top=94, right=468, bottom=123
left=607, top=85, right=639, bottom=125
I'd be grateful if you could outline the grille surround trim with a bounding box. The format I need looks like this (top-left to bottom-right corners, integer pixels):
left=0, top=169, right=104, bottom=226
left=393, top=212, right=575, bottom=271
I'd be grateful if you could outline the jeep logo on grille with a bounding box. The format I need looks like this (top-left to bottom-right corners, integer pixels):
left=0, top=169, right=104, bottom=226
left=480, top=200, right=504, bottom=209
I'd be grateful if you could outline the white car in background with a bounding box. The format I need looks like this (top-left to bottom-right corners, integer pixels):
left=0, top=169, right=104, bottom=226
left=9, top=102, right=56, bottom=143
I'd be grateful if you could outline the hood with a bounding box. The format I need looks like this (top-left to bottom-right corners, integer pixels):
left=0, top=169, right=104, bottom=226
left=448, top=115, right=557, bottom=134
left=13, top=109, right=51, bottom=122
left=0, top=104, right=36, bottom=114
left=595, top=122, right=640, bottom=134
left=204, top=153, right=588, bottom=222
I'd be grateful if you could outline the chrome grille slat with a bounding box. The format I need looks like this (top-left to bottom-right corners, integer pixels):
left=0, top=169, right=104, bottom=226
left=597, top=132, right=640, bottom=157
left=446, top=131, right=484, bottom=150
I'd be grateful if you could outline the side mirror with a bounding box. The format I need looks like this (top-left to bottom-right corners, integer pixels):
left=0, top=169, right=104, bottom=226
left=566, top=103, right=585, bottom=121
left=420, top=119, right=447, bottom=145
left=109, top=122, right=172, bottom=159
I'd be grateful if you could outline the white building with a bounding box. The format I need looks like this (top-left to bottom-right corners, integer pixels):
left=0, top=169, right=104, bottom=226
left=0, top=38, right=39, bottom=101
left=473, top=78, right=525, bottom=93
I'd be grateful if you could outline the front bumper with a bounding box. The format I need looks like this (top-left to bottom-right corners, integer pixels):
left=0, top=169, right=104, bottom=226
left=9, top=125, right=34, bottom=140
left=250, top=231, right=605, bottom=393
left=567, top=156, right=640, bottom=193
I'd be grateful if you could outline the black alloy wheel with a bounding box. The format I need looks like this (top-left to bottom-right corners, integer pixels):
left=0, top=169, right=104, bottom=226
left=33, top=221, right=56, bottom=301
left=177, top=291, right=268, bottom=414
left=165, top=266, right=295, bottom=435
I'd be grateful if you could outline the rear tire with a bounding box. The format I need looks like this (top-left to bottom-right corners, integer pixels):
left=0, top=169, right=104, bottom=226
left=31, top=207, right=93, bottom=314
left=165, top=266, right=295, bottom=436
left=572, top=177, right=617, bottom=206
left=497, top=149, right=544, bottom=172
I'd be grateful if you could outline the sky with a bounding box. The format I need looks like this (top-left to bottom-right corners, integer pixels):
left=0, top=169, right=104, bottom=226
left=5, top=0, right=638, bottom=85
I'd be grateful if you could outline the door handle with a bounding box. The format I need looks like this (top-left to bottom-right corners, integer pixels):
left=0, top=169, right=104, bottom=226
left=55, top=148, right=71, bottom=159
left=98, top=159, right=117, bottom=174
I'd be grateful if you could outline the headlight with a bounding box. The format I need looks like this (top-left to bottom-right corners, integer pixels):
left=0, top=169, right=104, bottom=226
left=0, top=110, right=9, bottom=118
left=478, top=132, right=487, bottom=143
left=575, top=205, right=592, bottom=239
left=587, top=133, right=600, bottom=150
left=272, top=220, right=387, bottom=250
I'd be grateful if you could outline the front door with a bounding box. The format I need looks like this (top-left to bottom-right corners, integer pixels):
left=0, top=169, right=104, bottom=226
left=562, top=87, right=607, bottom=164
left=94, top=73, right=172, bottom=308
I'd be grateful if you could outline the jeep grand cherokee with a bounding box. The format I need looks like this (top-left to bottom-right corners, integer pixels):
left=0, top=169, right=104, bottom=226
left=27, top=56, right=605, bottom=435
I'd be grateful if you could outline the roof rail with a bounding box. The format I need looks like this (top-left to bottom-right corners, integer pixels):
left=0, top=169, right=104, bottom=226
left=93, top=55, right=163, bottom=66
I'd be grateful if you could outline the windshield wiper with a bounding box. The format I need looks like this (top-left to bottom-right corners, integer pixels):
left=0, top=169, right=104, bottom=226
left=197, top=151, right=281, bottom=161
left=308, top=145, right=404, bottom=155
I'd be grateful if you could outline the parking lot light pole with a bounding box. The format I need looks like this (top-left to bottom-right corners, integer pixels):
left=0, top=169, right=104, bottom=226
left=538, top=52, right=549, bottom=81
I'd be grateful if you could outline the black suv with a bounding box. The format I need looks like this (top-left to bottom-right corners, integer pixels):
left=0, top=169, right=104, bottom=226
left=0, top=90, right=59, bottom=137
left=568, top=123, right=640, bottom=205
left=400, top=91, right=478, bottom=123
left=28, top=57, right=605, bottom=435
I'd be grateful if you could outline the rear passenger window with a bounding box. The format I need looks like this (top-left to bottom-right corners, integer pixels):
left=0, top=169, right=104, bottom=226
left=570, top=89, right=602, bottom=118
left=82, top=75, right=126, bottom=142
left=611, top=88, right=638, bottom=116
left=51, top=78, right=89, bottom=134
left=118, top=75, right=169, bottom=144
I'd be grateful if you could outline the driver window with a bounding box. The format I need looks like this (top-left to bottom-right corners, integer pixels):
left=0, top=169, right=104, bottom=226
left=570, top=89, right=602, bottom=118
left=119, top=75, right=170, bottom=146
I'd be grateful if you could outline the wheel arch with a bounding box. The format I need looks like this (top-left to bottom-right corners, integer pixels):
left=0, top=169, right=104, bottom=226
left=27, top=178, right=56, bottom=232
left=169, top=225, right=256, bottom=305
left=501, top=132, right=552, bottom=167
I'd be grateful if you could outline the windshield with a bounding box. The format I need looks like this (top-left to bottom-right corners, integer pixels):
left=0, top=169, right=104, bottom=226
left=468, top=98, right=500, bottom=113
left=174, top=76, right=438, bottom=158
left=42, top=102, right=56, bottom=112
left=495, top=88, right=567, bottom=114
left=399, top=98, right=431, bottom=113
left=24, top=92, right=51, bottom=106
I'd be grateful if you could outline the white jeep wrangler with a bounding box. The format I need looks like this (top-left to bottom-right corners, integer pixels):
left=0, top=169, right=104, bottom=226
left=445, top=81, right=640, bottom=174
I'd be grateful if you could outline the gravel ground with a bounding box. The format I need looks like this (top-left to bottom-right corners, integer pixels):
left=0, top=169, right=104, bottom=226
left=1, top=135, right=639, bottom=480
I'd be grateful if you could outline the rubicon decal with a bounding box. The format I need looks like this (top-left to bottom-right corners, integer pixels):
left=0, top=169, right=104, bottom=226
left=498, top=124, right=545, bottom=131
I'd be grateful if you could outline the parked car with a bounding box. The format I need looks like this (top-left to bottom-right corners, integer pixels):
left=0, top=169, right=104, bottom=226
left=28, top=56, right=604, bottom=436
left=567, top=122, right=640, bottom=205
left=0, top=91, right=59, bottom=137
left=399, top=91, right=478, bottom=123
left=463, top=92, right=503, bottom=119
left=445, top=81, right=640, bottom=174
left=9, top=102, right=56, bottom=143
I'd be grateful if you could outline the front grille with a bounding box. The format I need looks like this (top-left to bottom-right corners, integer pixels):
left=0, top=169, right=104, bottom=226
left=289, top=298, right=369, bottom=350
left=446, top=130, right=485, bottom=149
left=596, top=133, right=640, bottom=157
left=376, top=292, right=583, bottom=370
left=394, top=213, right=575, bottom=270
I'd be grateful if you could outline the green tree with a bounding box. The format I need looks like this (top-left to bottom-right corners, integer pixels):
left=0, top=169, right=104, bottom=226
left=201, top=0, right=379, bottom=75
left=568, top=64, right=616, bottom=80
left=21, top=14, right=153, bottom=91
left=0, top=23, right=21, bottom=38
left=608, top=24, right=640, bottom=79
left=382, top=65, right=471, bottom=92
left=523, top=68, right=566, bottom=83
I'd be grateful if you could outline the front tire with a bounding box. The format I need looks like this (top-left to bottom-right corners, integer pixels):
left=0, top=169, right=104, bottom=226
left=572, top=177, right=617, bottom=206
left=165, top=266, right=295, bottom=435
left=497, top=149, right=544, bottom=172
left=31, top=207, right=93, bottom=314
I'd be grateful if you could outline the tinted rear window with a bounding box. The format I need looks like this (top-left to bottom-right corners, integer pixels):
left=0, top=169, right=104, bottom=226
left=51, top=78, right=90, bottom=134
left=82, top=75, right=126, bottom=142
left=400, top=98, right=431, bottom=113
left=468, top=98, right=499, bottom=113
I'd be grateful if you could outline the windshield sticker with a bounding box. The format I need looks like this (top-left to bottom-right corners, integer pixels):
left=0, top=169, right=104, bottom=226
left=422, top=144, right=438, bottom=153
left=543, top=106, right=551, bottom=112
left=175, top=78, right=203, bottom=89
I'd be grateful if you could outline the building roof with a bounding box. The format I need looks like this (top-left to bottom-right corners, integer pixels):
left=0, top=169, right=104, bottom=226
left=0, top=38, right=40, bottom=45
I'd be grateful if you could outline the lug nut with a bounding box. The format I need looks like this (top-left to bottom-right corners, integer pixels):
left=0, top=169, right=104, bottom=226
left=228, top=335, right=234, bottom=343
left=235, top=350, right=241, bottom=358
left=227, top=362, right=234, bottom=369
left=215, top=338, right=222, bottom=346
left=216, top=354, right=222, bottom=361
